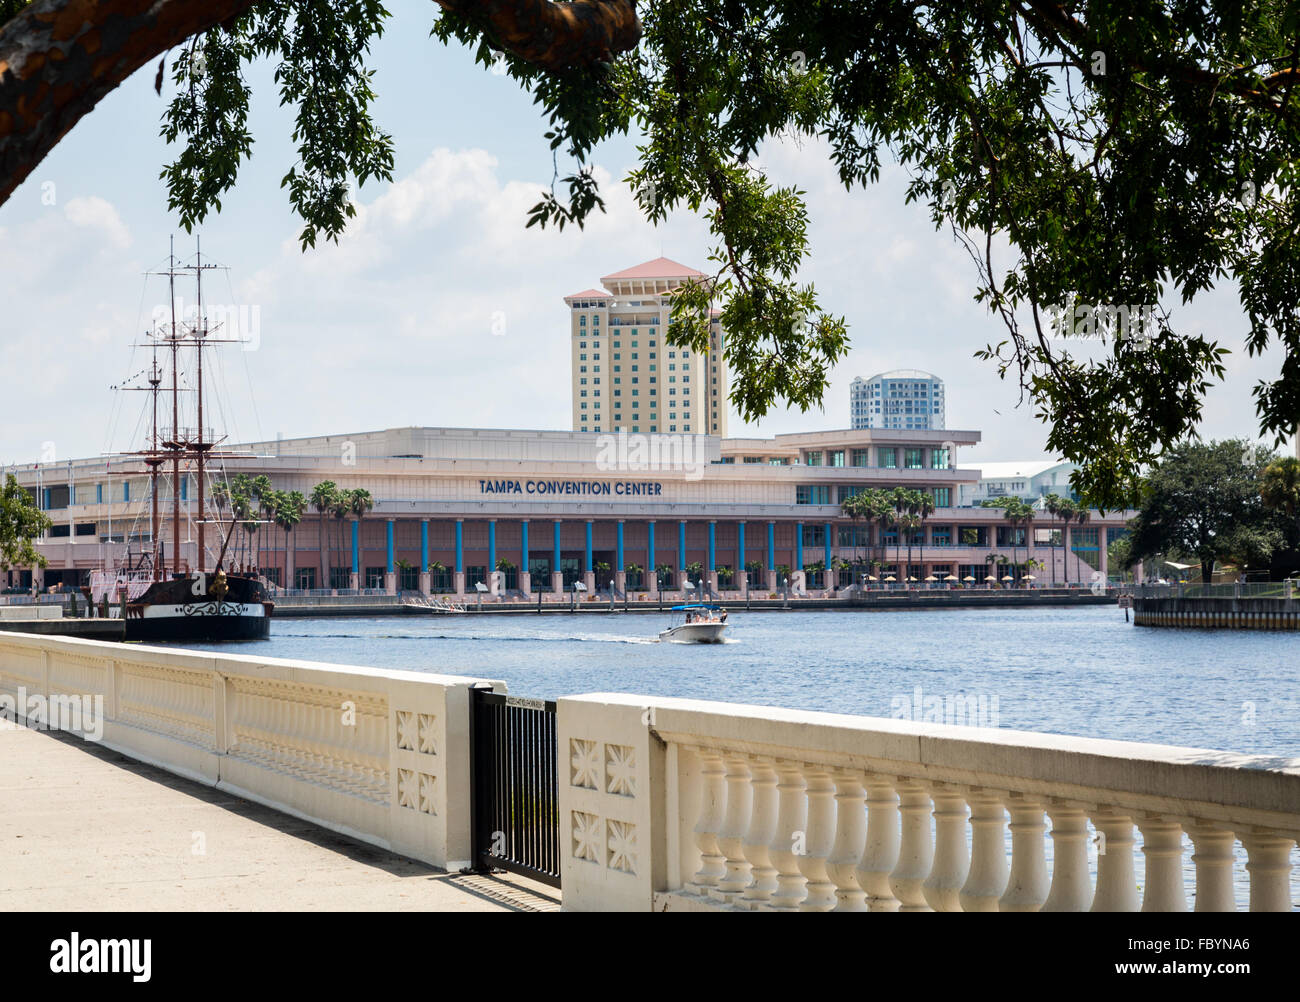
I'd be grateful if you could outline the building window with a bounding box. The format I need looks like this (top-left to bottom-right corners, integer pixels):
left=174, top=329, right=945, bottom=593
left=930, top=448, right=950, bottom=470
left=851, top=448, right=869, bottom=467
left=904, top=448, right=924, bottom=469
left=829, top=450, right=845, bottom=467
left=933, top=487, right=951, bottom=507
left=805, top=451, right=824, bottom=466
left=879, top=448, right=897, bottom=468
left=796, top=485, right=831, bottom=505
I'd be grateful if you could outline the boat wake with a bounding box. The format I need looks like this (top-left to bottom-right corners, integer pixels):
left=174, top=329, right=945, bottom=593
left=273, top=631, right=660, bottom=645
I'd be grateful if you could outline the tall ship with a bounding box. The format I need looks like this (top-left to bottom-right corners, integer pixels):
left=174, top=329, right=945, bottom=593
left=88, top=239, right=273, bottom=642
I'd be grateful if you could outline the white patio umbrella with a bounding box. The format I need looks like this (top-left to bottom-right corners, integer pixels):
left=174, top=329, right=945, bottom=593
left=924, top=575, right=938, bottom=582
left=883, top=575, right=897, bottom=582
left=1025, top=574, right=1037, bottom=581
left=867, top=575, right=879, bottom=581
left=963, top=575, right=977, bottom=582
left=906, top=576, right=918, bottom=582
left=1001, top=574, right=1015, bottom=582
left=984, top=574, right=998, bottom=582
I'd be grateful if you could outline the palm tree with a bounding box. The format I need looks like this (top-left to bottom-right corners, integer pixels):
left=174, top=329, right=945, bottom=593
left=916, top=491, right=935, bottom=572
left=840, top=492, right=865, bottom=571
left=655, top=563, right=674, bottom=589
left=1071, top=506, right=1091, bottom=584
left=346, top=488, right=375, bottom=586
left=984, top=551, right=1001, bottom=585
left=275, top=490, right=304, bottom=588
left=1019, top=499, right=1035, bottom=574
left=331, top=494, right=351, bottom=586
left=310, top=481, right=339, bottom=590
left=1043, top=493, right=1063, bottom=585
left=428, top=560, right=448, bottom=592
left=625, top=562, right=643, bottom=590
left=1053, top=498, right=1075, bottom=583
left=899, top=512, right=922, bottom=580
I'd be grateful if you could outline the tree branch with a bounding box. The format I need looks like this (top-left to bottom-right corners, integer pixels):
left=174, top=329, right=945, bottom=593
left=0, top=0, right=257, bottom=205
left=0, top=0, right=640, bottom=209
left=434, top=0, right=639, bottom=72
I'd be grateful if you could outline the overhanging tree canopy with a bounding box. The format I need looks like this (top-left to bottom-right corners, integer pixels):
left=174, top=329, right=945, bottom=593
left=3, top=1, right=1300, bottom=509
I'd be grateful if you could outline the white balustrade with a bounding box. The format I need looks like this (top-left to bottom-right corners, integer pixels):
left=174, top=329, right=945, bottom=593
left=1041, top=802, right=1091, bottom=911
left=557, top=693, right=1300, bottom=913
left=826, top=769, right=868, bottom=911
left=0, top=632, right=500, bottom=871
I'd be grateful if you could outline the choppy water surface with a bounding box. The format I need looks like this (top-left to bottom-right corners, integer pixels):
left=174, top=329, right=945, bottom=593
left=181, top=605, right=1300, bottom=756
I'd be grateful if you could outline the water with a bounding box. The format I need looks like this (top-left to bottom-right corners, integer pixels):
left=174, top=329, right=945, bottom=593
left=180, top=605, right=1300, bottom=756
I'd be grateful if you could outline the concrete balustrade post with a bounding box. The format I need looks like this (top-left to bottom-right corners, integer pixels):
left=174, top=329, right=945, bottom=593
left=767, top=761, right=809, bottom=910
left=857, top=775, right=901, bottom=912
left=1137, top=815, right=1188, bottom=912
left=889, top=779, right=934, bottom=912
left=690, top=748, right=728, bottom=893
left=825, top=769, right=868, bottom=912
left=960, top=787, right=1009, bottom=911
left=923, top=783, right=970, bottom=912
left=1041, top=802, right=1093, bottom=911
left=1184, top=821, right=1236, bottom=912
left=1091, top=810, right=1140, bottom=911
left=740, top=757, right=780, bottom=908
left=795, top=766, right=839, bottom=911
left=714, top=754, right=754, bottom=900
left=999, top=793, right=1049, bottom=912
left=1240, top=830, right=1296, bottom=912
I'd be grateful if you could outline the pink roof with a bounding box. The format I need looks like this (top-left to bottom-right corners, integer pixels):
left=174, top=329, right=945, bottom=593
left=564, top=288, right=609, bottom=300
left=601, top=257, right=704, bottom=281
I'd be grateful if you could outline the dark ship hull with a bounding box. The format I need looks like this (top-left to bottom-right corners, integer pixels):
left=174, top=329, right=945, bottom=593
left=124, top=573, right=273, bottom=642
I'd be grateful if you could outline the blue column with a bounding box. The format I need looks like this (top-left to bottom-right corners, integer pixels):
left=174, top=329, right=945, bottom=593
left=488, top=519, right=497, bottom=571
left=737, top=521, right=746, bottom=571
left=824, top=521, right=833, bottom=579
left=455, top=519, right=464, bottom=575
left=767, top=521, right=775, bottom=571
left=678, top=520, right=687, bottom=571
left=521, top=520, right=529, bottom=573
left=707, top=521, right=716, bottom=572
left=584, top=520, right=593, bottom=573
left=647, top=521, right=656, bottom=575
left=796, top=522, right=804, bottom=571
left=616, top=521, right=624, bottom=571
left=420, top=520, right=429, bottom=569
left=385, top=519, right=394, bottom=573
left=553, top=520, right=562, bottom=574
left=351, top=520, right=360, bottom=575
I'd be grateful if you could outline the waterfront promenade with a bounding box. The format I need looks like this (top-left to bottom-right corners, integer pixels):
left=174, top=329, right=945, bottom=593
left=0, top=720, right=559, bottom=912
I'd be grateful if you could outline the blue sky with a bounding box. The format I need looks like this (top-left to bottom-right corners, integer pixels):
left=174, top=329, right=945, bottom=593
left=0, top=1, right=1279, bottom=467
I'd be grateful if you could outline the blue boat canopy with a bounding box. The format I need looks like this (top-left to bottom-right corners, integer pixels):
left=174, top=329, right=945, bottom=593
left=670, top=604, right=722, bottom=611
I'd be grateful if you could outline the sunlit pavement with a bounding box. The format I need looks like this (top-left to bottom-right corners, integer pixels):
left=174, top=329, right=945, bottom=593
left=0, top=722, right=559, bottom=912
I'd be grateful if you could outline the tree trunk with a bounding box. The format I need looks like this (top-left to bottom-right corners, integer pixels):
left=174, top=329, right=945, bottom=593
left=1, top=0, right=640, bottom=209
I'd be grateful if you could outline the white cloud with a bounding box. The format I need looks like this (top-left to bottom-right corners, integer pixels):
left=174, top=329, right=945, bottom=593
left=64, top=196, right=131, bottom=249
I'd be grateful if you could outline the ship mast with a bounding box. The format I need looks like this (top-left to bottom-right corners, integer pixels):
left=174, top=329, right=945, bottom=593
left=149, top=342, right=162, bottom=580
left=168, top=236, right=181, bottom=578
left=187, top=237, right=222, bottom=574
left=196, top=239, right=206, bottom=572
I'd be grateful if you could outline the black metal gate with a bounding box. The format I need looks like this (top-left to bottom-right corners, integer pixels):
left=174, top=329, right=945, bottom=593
left=469, top=687, right=561, bottom=888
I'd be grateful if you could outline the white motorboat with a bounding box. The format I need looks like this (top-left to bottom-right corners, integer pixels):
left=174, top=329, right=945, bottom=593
left=659, top=604, right=729, bottom=643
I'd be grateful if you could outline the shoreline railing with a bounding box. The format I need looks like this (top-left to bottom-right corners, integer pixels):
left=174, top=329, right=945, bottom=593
left=557, top=694, right=1299, bottom=911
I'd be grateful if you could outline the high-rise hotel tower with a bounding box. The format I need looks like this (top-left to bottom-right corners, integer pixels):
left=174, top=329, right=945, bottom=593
left=566, top=257, right=728, bottom=436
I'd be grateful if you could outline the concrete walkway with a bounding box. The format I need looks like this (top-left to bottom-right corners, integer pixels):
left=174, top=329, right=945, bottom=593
left=0, top=721, right=560, bottom=912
